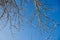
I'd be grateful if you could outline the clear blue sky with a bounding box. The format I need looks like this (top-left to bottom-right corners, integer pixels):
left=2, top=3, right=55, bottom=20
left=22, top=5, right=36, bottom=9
left=0, top=0, right=60, bottom=40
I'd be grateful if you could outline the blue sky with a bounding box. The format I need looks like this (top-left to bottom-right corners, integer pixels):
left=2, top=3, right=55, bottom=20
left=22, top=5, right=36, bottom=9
left=0, top=0, right=60, bottom=40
